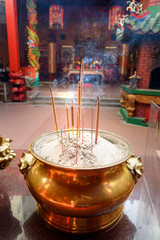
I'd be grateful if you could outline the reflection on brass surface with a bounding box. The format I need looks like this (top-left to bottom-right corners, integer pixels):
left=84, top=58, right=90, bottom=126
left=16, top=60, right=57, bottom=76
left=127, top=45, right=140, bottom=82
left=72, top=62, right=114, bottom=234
left=37, top=204, right=124, bottom=234
left=0, top=135, right=16, bottom=170
left=126, top=154, right=144, bottom=181
left=19, top=130, right=144, bottom=233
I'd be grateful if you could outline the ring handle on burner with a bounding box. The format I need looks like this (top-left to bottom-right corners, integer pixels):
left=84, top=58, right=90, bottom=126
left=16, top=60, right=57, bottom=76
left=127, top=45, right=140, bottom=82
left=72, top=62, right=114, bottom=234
left=126, top=154, right=144, bottom=182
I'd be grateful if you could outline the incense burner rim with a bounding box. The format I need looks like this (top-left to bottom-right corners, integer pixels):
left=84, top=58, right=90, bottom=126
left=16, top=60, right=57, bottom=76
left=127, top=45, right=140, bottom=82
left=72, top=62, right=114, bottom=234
left=29, top=129, right=133, bottom=171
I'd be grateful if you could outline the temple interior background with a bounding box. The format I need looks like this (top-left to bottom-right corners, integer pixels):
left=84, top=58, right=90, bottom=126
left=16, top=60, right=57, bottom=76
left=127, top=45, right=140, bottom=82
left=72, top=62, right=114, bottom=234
left=1, top=0, right=160, bottom=122
left=0, top=0, right=160, bottom=239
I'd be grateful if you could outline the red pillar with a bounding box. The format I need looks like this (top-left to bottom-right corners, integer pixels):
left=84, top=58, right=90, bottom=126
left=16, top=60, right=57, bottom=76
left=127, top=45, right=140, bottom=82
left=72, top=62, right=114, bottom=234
left=5, top=0, right=20, bottom=72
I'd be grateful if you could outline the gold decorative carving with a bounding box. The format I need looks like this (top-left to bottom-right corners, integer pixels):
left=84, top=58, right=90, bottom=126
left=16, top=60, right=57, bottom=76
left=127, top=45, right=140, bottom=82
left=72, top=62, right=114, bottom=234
left=19, top=151, right=36, bottom=178
left=135, top=95, right=160, bottom=105
left=121, top=90, right=135, bottom=117
left=126, top=154, right=144, bottom=181
left=120, top=99, right=125, bottom=108
left=129, top=71, right=140, bottom=80
left=121, top=89, right=160, bottom=117
left=0, top=136, right=16, bottom=170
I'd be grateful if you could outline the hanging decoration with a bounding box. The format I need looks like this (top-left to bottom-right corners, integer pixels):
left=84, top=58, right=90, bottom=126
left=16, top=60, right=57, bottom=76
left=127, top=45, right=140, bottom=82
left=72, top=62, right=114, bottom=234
left=49, top=5, right=63, bottom=29
left=26, top=0, right=40, bottom=85
left=108, top=6, right=123, bottom=30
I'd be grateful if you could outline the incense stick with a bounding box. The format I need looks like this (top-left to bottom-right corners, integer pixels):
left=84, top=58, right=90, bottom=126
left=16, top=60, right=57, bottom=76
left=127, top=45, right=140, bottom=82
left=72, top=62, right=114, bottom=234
left=76, top=114, right=78, bottom=164
left=95, top=97, right=100, bottom=144
left=66, top=104, right=69, bottom=132
left=80, top=59, right=84, bottom=132
left=71, top=101, right=74, bottom=135
left=82, top=113, right=84, bottom=144
left=64, top=125, right=66, bottom=135
left=61, top=129, right=63, bottom=154
left=68, top=132, right=70, bottom=141
left=49, top=86, right=59, bottom=137
left=80, top=59, right=84, bottom=102
left=78, top=82, right=81, bottom=138
left=91, top=104, right=93, bottom=153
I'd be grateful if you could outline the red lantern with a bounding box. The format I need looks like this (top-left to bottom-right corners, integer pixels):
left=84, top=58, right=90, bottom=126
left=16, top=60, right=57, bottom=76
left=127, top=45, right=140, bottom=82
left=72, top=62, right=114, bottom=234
left=49, top=5, right=63, bottom=29
left=108, top=6, right=122, bottom=30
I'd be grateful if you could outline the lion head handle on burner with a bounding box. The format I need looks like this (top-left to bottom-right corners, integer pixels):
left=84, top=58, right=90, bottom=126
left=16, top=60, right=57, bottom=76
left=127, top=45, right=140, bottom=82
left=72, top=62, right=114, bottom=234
left=18, top=151, right=36, bottom=178
left=126, top=154, right=144, bottom=182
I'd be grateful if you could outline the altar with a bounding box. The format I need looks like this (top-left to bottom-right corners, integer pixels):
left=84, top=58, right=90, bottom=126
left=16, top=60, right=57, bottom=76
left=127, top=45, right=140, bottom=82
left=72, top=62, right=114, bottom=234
left=66, top=68, right=105, bottom=84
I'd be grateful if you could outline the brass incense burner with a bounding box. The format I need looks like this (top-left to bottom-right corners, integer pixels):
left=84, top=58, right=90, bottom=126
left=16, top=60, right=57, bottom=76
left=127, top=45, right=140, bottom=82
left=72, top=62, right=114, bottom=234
left=0, top=135, right=16, bottom=170
left=19, top=130, right=144, bottom=234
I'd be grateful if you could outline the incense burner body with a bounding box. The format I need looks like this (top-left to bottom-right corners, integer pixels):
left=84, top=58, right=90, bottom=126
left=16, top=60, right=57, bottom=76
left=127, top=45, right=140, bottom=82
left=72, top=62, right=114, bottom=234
left=19, top=130, right=144, bottom=234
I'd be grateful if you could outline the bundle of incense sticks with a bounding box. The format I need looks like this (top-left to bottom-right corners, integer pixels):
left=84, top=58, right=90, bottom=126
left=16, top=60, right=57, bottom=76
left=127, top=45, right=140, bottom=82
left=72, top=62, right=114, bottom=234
left=65, top=102, right=75, bottom=137
left=49, top=77, right=101, bottom=160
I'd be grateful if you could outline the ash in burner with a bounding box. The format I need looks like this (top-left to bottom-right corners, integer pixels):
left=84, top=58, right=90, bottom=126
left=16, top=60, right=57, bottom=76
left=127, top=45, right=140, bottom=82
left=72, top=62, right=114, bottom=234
left=32, top=131, right=131, bottom=169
